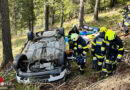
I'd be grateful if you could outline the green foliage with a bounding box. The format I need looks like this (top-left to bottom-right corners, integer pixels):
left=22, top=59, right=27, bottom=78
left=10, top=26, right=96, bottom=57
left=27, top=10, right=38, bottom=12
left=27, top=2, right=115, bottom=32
left=87, top=0, right=96, bottom=11
left=48, top=0, right=79, bottom=23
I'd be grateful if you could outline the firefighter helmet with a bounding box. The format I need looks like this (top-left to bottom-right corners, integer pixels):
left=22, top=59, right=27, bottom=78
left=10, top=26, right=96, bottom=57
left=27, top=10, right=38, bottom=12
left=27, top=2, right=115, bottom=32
left=71, top=33, right=79, bottom=41
left=105, top=29, right=116, bottom=41
left=99, top=27, right=107, bottom=33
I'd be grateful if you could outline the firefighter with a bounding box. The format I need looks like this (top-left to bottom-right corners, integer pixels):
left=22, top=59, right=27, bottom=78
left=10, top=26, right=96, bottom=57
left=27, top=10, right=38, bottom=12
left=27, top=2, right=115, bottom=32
left=71, top=33, right=88, bottom=74
left=122, top=3, right=130, bottom=14
left=101, top=30, right=124, bottom=77
left=121, top=3, right=130, bottom=20
left=91, top=27, right=107, bottom=71
left=68, top=24, right=79, bottom=50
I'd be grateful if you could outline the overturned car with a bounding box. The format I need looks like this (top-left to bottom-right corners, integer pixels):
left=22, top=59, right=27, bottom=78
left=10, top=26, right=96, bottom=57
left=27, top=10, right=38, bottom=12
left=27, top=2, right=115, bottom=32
left=13, top=28, right=70, bottom=83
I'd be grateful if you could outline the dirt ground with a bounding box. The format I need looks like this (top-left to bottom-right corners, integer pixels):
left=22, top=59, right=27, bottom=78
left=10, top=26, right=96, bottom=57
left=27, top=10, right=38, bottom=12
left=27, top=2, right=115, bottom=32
left=53, top=53, right=130, bottom=90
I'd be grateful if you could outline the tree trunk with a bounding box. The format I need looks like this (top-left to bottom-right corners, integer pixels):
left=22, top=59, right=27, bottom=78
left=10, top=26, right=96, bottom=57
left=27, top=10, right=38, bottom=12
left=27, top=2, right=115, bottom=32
left=51, top=0, right=55, bottom=26
left=14, top=12, right=17, bottom=35
left=31, top=0, right=34, bottom=32
left=21, top=20, right=23, bottom=36
left=28, top=19, right=31, bottom=31
left=74, top=8, right=78, bottom=18
left=60, top=12, right=64, bottom=28
left=78, top=0, right=84, bottom=28
left=94, top=0, right=100, bottom=21
left=44, top=0, right=49, bottom=31
left=28, top=0, right=34, bottom=32
left=110, top=0, right=117, bottom=8
left=0, top=0, right=13, bottom=69
left=11, top=1, right=16, bottom=35
left=51, top=8, right=55, bottom=26
left=60, top=4, right=64, bottom=28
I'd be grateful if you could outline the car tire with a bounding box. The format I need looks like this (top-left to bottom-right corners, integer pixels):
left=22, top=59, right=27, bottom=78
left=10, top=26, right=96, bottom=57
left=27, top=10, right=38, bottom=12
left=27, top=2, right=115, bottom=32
left=58, top=52, right=65, bottom=66
left=13, top=54, right=28, bottom=71
left=27, top=31, right=34, bottom=41
left=59, top=27, right=65, bottom=36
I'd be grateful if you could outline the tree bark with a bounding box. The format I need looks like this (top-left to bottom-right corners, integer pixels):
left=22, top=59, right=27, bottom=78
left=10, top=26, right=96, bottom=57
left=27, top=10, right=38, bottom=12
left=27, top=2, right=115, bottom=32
left=0, top=0, right=13, bottom=68
left=28, top=0, right=34, bottom=32
left=11, top=0, right=16, bottom=35
left=94, top=0, right=100, bottom=21
left=44, top=0, right=49, bottom=31
left=51, top=0, right=55, bottom=26
left=74, top=8, right=78, bottom=18
left=104, top=0, right=105, bottom=4
left=110, top=0, right=117, bottom=8
left=78, top=0, right=84, bottom=28
left=60, top=11, right=64, bottom=28
left=51, top=8, right=55, bottom=26
left=31, top=0, right=34, bottom=32
left=60, top=4, right=64, bottom=28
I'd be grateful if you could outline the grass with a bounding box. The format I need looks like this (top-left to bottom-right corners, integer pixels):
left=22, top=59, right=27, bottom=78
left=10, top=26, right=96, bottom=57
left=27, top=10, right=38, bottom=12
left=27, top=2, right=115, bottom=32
left=124, top=37, right=130, bottom=50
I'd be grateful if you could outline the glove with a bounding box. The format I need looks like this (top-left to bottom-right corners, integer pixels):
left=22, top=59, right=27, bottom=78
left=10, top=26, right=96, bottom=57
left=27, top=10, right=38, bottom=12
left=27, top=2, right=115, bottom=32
left=76, top=55, right=84, bottom=64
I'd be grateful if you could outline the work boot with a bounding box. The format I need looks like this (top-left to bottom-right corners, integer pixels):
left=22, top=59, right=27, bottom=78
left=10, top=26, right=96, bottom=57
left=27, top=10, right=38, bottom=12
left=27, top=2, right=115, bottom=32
left=112, top=64, right=116, bottom=71
left=97, top=66, right=102, bottom=71
left=101, top=72, right=107, bottom=79
left=92, top=60, right=97, bottom=70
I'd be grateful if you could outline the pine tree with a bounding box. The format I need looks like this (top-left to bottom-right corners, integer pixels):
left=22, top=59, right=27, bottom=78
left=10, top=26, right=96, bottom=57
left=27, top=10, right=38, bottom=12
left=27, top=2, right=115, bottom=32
left=0, top=0, right=13, bottom=69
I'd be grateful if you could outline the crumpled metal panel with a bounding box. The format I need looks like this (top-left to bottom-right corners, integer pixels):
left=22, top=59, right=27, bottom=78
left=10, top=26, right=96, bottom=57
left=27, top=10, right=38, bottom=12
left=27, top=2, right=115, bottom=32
left=23, top=37, right=65, bottom=61
left=42, top=31, right=57, bottom=37
left=23, top=30, right=65, bottom=61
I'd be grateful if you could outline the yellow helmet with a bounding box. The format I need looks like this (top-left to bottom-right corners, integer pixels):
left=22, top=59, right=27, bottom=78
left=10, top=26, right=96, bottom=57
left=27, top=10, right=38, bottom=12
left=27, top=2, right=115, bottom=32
left=71, top=33, right=79, bottom=41
left=73, top=24, right=77, bottom=28
left=99, top=27, right=107, bottom=33
left=105, top=29, right=116, bottom=41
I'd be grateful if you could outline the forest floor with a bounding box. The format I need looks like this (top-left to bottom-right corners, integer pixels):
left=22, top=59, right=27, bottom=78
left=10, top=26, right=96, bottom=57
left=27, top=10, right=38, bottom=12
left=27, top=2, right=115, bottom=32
left=0, top=4, right=130, bottom=90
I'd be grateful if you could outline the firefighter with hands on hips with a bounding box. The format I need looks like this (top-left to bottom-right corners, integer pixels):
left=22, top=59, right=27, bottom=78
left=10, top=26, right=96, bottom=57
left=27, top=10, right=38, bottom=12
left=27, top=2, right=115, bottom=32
left=101, top=30, right=124, bottom=78
left=68, top=24, right=79, bottom=50
left=71, top=33, right=88, bottom=74
left=91, top=27, right=107, bottom=71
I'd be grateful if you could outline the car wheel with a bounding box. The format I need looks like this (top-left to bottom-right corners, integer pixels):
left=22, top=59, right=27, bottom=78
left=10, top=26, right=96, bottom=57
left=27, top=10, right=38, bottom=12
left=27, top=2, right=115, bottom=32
left=59, top=27, right=65, bottom=36
left=58, top=52, right=65, bottom=66
left=13, top=54, right=28, bottom=71
left=27, top=31, right=34, bottom=41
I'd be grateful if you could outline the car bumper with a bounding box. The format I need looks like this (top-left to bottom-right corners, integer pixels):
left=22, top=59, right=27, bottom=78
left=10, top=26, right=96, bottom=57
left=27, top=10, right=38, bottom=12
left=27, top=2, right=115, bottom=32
left=16, top=67, right=68, bottom=83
